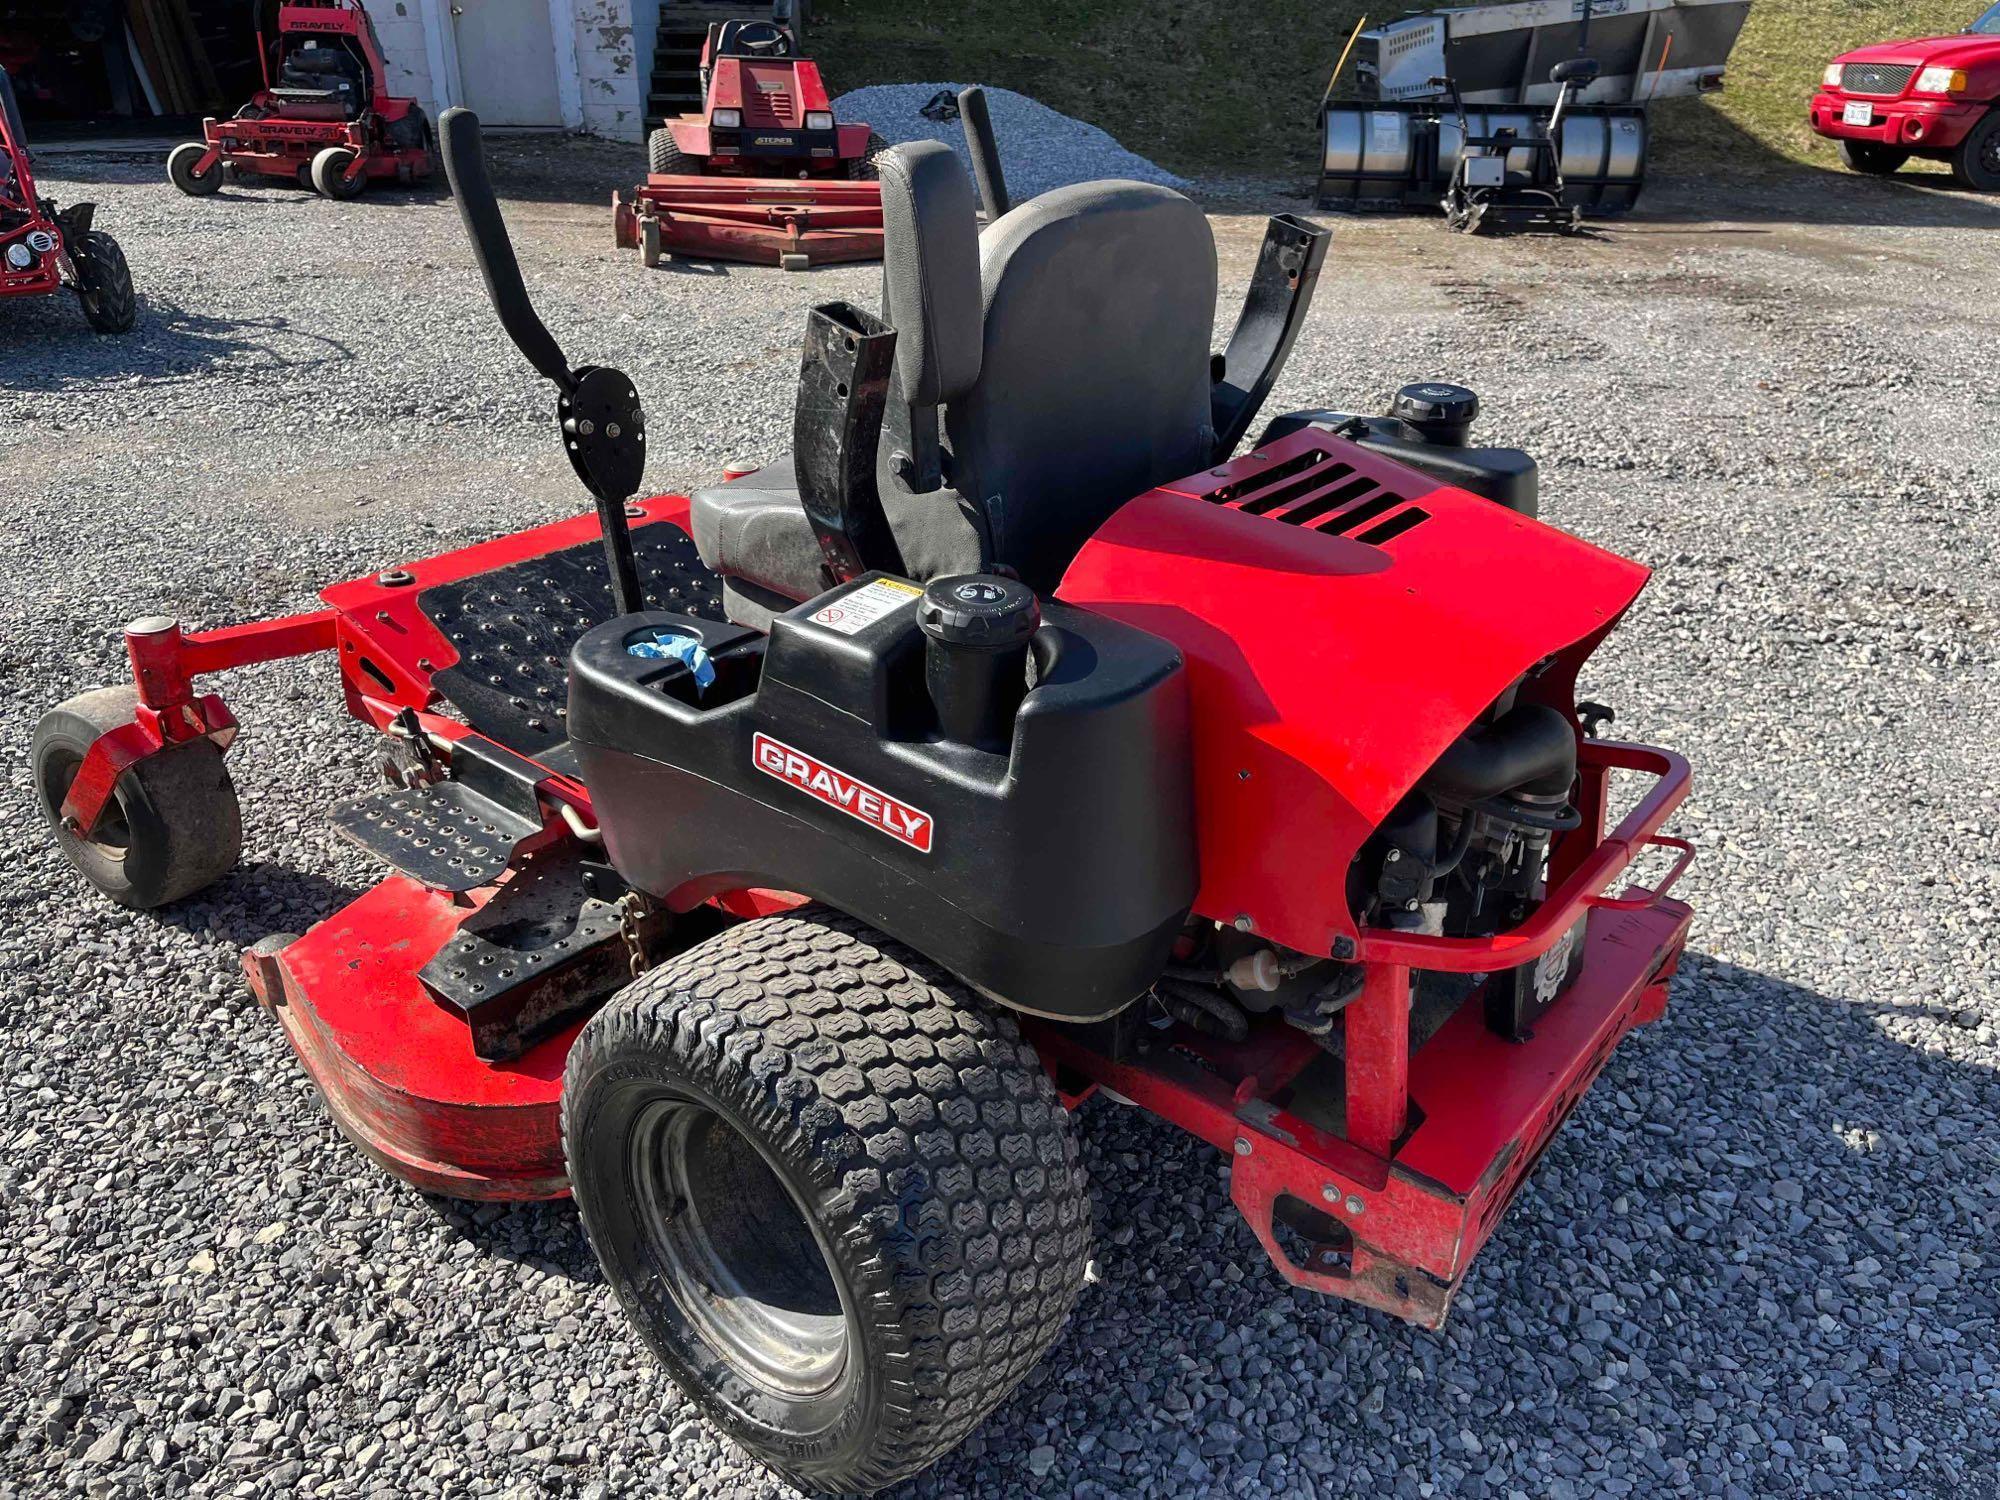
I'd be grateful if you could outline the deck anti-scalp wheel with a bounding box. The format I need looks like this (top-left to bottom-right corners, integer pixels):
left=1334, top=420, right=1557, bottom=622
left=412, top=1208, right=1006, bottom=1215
left=32, top=686, right=242, bottom=909
left=562, top=908, right=1092, bottom=1493
left=310, top=147, right=368, bottom=200
left=70, top=230, right=136, bottom=335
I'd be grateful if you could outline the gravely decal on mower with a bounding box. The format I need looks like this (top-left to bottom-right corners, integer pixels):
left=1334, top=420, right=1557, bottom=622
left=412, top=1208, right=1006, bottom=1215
left=752, top=732, right=934, bottom=852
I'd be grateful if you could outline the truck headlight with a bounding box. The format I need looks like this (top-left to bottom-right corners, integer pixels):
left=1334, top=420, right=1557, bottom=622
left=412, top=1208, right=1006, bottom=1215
left=805, top=110, right=833, bottom=131
left=1823, top=63, right=1843, bottom=87
left=4, top=243, right=32, bottom=269
left=712, top=108, right=742, bottom=128
left=1914, top=66, right=1968, bottom=95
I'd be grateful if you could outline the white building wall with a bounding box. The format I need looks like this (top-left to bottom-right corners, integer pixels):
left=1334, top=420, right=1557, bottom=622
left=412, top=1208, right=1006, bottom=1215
left=370, top=2, right=439, bottom=116
left=569, top=0, right=646, bottom=141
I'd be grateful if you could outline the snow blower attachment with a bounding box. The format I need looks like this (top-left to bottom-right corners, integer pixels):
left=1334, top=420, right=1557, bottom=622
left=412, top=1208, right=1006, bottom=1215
left=166, top=0, right=433, bottom=200
left=0, top=66, right=135, bottom=333
left=36, top=109, right=1695, bottom=1495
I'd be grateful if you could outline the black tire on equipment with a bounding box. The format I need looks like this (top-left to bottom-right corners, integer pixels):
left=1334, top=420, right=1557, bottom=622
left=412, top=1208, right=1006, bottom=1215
left=1949, top=111, right=2000, bottom=192
left=166, top=141, right=221, bottom=196
left=310, top=145, right=367, bottom=199
left=70, top=230, right=136, bottom=334
left=1839, top=140, right=1909, bottom=176
left=648, top=126, right=694, bottom=176
left=847, top=130, right=889, bottom=180
left=563, top=908, right=1092, bottom=1494
left=32, top=685, right=243, bottom=909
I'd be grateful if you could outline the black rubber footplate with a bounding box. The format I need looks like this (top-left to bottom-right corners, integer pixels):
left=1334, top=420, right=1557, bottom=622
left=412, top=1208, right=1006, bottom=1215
left=419, top=523, right=724, bottom=759
left=328, top=781, right=542, bottom=893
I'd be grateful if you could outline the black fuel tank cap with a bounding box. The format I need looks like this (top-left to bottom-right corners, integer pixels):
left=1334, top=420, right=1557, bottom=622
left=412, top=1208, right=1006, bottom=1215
left=1390, top=381, right=1480, bottom=430
left=918, top=574, right=1040, bottom=650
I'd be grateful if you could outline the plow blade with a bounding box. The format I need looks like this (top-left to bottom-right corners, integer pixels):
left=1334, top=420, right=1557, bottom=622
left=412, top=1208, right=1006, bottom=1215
left=1317, top=101, right=1647, bottom=216
left=614, top=176, right=884, bottom=270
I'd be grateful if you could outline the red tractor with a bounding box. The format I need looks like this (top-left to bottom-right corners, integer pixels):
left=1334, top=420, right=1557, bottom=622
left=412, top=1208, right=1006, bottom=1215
left=615, top=15, right=887, bottom=270
left=166, top=0, right=433, bottom=201
left=1811, top=1, right=2000, bottom=189
left=0, top=67, right=135, bottom=334
left=36, top=110, right=1696, bottom=1493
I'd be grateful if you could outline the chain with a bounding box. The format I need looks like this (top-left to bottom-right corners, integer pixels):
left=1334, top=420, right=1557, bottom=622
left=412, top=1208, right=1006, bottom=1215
left=616, top=891, right=653, bottom=979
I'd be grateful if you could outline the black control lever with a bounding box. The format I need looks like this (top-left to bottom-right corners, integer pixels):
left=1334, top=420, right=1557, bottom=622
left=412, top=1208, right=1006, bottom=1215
left=1210, top=214, right=1332, bottom=457
left=794, top=302, right=905, bottom=584
left=957, top=86, right=1010, bottom=220
left=439, top=106, right=645, bottom=615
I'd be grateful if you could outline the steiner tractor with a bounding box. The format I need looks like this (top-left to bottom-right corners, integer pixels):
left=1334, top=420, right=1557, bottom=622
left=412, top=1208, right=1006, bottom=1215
left=166, top=0, right=433, bottom=201
left=614, top=12, right=887, bottom=270
left=0, top=67, right=134, bottom=334
left=36, top=107, right=1696, bottom=1493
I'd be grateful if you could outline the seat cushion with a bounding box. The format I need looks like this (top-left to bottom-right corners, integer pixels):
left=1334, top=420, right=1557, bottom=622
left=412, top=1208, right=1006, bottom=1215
left=688, top=457, right=829, bottom=604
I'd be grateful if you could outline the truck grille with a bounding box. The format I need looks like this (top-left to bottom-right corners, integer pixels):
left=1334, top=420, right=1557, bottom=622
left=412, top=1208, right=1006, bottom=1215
left=1840, top=63, right=1915, bottom=96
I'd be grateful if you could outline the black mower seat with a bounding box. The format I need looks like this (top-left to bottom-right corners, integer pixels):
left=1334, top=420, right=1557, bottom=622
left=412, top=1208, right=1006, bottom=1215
left=691, top=142, right=1218, bottom=624
left=277, top=44, right=365, bottom=118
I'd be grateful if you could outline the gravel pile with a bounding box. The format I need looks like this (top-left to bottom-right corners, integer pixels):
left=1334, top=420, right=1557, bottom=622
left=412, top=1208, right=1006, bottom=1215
left=1, top=142, right=1997, bottom=1500
left=834, top=83, right=1187, bottom=203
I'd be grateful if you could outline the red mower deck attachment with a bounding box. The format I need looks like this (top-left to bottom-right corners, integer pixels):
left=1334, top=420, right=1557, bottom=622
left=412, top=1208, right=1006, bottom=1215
left=38, top=111, right=1696, bottom=1493
left=167, top=0, right=432, bottom=201
left=0, top=67, right=134, bottom=333
left=616, top=14, right=885, bottom=269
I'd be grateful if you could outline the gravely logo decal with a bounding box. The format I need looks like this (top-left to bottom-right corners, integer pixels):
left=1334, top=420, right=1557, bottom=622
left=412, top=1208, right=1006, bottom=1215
left=752, top=733, right=934, bottom=853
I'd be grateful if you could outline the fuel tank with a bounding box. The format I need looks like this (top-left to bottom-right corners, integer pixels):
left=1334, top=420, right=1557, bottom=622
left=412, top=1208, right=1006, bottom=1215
left=1055, top=426, right=1651, bottom=959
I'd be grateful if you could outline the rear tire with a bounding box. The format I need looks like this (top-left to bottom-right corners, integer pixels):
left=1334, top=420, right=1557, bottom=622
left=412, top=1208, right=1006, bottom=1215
left=846, top=130, right=889, bottom=180
left=1840, top=140, right=1909, bottom=176
left=33, top=686, right=243, bottom=909
left=1949, top=111, right=2000, bottom=191
left=70, top=230, right=136, bottom=334
left=648, top=127, right=694, bottom=176
left=166, top=141, right=220, bottom=196
left=563, top=909, right=1092, bottom=1493
left=310, top=146, right=367, bottom=199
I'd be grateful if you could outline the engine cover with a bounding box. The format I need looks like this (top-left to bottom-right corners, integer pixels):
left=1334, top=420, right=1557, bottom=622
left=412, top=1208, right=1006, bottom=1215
left=1055, top=427, right=1650, bottom=957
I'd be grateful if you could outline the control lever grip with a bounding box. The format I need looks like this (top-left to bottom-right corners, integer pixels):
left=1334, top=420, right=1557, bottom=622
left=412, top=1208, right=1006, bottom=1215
left=958, top=86, right=1010, bottom=220
left=439, top=107, right=573, bottom=392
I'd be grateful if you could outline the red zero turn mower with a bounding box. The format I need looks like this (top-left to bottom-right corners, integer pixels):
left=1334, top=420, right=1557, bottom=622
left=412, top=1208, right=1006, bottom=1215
left=614, top=15, right=887, bottom=270
left=166, top=0, right=432, bottom=201
left=0, top=68, right=135, bottom=334
left=37, top=108, right=1696, bottom=1493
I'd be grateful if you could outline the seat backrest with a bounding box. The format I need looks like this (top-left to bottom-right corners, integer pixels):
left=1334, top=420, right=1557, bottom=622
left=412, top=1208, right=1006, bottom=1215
left=946, top=182, right=1218, bottom=592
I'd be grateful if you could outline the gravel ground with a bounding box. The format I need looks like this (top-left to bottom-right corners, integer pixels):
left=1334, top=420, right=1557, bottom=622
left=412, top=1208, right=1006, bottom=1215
left=834, top=83, right=1187, bottom=199
left=1, top=139, right=1996, bottom=1500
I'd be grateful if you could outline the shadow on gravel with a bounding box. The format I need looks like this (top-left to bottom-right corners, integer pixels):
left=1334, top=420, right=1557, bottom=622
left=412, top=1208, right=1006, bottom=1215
left=154, top=863, right=369, bottom=952
left=0, top=301, right=354, bottom=394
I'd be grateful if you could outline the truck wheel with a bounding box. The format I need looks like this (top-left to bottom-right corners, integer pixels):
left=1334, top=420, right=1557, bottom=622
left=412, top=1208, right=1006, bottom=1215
left=648, top=127, right=694, bottom=176
left=33, top=686, right=243, bottom=909
left=1950, top=112, right=2000, bottom=191
left=1839, top=140, right=1909, bottom=175
left=70, top=230, right=136, bottom=334
left=563, top=908, right=1092, bottom=1493
left=166, top=142, right=221, bottom=196
left=846, top=131, right=889, bottom=180
left=310, top=146, right=367, bottom=199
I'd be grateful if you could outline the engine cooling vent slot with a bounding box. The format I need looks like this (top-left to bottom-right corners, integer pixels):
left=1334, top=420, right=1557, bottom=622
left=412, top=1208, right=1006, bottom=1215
left=1201, top=444, right=1432, bottom=547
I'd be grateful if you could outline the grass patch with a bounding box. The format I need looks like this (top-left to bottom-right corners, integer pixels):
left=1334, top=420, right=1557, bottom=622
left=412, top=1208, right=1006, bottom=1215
left=812, top=0, right=1986, bottom=181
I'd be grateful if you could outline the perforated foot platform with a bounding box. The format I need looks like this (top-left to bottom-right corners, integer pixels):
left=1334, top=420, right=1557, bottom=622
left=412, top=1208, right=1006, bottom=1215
left=420, top=524, right=724, bottom=758
left=419, top=848, right=650, bottom=1061
left=329, top=780, right=541, bottom=893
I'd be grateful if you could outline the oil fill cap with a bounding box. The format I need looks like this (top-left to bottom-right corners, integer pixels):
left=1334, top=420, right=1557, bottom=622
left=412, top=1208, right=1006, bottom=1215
left=1390, top=381, right=1480, bottom=430
left=918, top=574, right=1040, bottom=650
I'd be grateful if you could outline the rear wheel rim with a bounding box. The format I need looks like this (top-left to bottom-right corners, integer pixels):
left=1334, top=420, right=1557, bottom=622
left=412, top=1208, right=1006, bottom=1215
left=629, top=1097, right=849, bottom=1400
left=1983, top=132, right=2000, bottom=175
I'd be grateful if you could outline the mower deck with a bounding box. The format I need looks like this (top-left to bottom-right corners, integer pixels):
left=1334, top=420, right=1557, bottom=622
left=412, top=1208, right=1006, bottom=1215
left=614, top=177, right=884, bottom=270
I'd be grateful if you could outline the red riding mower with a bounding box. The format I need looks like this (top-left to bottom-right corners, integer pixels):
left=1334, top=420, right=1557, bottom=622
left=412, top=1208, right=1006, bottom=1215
left=36, top=107, right=1696, bottom=1493
left=166, top=0, right=432, bottom=201
left=0, top=67, right=135, bottom=334
left=614, top=13, right=887, bottom=270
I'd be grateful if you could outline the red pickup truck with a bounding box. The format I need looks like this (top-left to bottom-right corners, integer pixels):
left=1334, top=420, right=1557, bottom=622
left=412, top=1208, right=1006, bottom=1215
left=1810, top=2, right=2000, bottom=189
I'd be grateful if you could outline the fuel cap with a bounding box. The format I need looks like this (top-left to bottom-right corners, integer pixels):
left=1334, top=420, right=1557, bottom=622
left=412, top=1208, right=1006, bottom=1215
left=917, top=574, right=1040, bottom=650
left=1390, top=381, right=1480, bottom=437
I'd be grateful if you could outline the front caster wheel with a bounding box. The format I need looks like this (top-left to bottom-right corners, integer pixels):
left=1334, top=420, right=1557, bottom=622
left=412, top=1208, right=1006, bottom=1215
left=563, top=908, right=1092, bottom=1494
left=32, top=685, right=242, bottom=908
left=310, top=146, right=368, bottom=199
left=166, top=141, right=221, bottom=196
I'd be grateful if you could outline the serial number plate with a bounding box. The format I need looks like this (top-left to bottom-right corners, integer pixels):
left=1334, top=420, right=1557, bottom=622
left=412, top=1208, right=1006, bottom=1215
left=1843, top=101, right=1873, bottom=127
